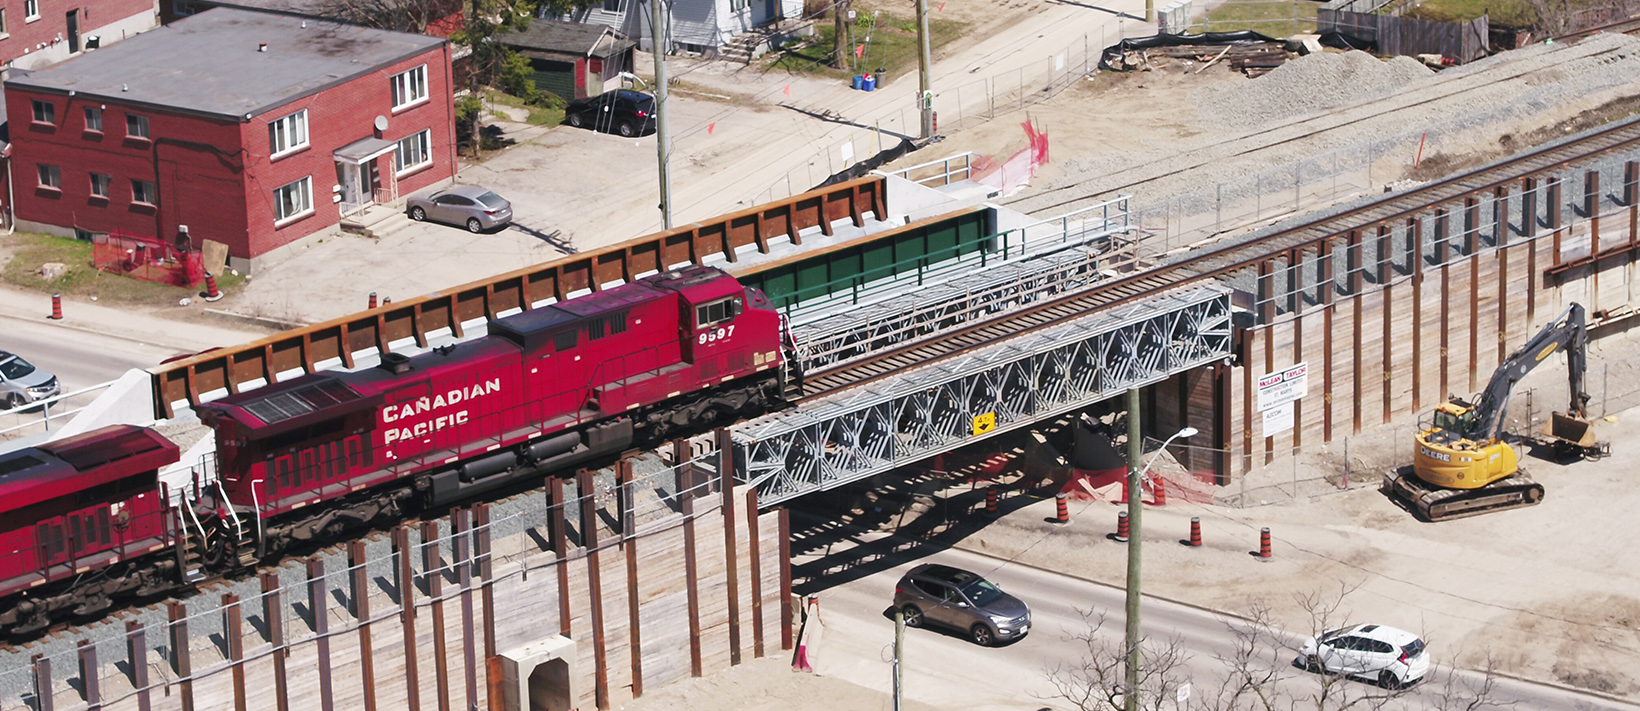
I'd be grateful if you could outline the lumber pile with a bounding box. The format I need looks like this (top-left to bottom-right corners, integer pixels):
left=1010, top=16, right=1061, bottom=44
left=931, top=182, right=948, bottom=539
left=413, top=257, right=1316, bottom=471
left=1108, top=42, right=1290, bottom=76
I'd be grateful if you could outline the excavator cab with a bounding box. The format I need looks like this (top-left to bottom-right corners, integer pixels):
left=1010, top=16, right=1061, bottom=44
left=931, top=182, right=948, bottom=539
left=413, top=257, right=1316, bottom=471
left=1424, top=401, right=1481, bottom=445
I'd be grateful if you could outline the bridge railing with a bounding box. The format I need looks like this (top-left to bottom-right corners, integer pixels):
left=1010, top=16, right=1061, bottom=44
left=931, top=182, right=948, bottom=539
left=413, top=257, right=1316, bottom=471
left=0, top=381, right=117, bottom=443
left=786, top=197, right=1138, bottom=374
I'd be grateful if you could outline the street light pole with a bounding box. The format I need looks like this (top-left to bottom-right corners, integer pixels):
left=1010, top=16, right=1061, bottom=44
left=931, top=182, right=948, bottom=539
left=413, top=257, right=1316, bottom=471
left=1123, top=392, right=1197, bottom=711
left=913, top=0, right=933, bottom=138
left=648, top=0, right=673, bottom=228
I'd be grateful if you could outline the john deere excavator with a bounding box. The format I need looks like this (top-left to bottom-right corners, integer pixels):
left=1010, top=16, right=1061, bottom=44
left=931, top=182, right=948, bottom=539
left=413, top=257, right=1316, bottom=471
left=1385, top=303, right=1603, bottom=521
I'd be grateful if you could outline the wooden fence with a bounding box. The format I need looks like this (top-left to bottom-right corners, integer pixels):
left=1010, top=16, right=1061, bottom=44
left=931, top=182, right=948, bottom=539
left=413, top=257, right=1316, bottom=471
left=1318, top=3, right=1489, bottom=63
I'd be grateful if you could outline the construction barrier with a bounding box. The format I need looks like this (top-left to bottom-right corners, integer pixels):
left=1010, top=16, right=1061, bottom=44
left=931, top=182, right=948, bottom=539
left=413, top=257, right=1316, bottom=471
left=90, top=231, right=204, bottom=288
left=1054, top=493, right=1069, bottom=523
left=1258, top=527, right=1272, bottom=560
left=49, top=292, right=62, bottom=320
left=1187, top=517, right=1202, bottom=547
left=1114, top=511, right=1130, bottom=542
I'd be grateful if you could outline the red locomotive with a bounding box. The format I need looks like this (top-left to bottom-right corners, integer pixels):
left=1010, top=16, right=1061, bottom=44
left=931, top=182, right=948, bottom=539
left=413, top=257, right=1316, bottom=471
left=0, top=266, right=793, bottom=635
left=0, top=426, right=181, bottom=635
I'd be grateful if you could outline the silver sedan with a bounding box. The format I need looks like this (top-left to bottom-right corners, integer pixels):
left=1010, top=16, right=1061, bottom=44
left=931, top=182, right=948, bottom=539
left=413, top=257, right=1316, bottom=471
left=406, top=184, right=512, bottom=233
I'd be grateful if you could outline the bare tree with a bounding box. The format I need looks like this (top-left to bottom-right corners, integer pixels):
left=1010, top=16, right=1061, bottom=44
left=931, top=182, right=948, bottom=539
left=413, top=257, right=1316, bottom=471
left=1047, top=587, right=1506, bottom=711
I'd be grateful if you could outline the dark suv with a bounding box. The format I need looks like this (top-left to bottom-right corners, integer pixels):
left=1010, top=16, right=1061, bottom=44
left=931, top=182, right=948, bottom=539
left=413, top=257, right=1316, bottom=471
left=564, top=90, right=657, bottom=137
left=893, top=563, right=1031, bottom=646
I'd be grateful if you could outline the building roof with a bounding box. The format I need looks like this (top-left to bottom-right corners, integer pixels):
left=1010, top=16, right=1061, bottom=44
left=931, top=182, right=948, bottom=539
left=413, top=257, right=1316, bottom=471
left=5, top=8, right=446, bottom=120
left=497, top=20, right=633, bottom=58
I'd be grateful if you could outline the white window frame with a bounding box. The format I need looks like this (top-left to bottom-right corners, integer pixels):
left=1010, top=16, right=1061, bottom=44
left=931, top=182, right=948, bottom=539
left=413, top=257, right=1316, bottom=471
left=31, top=100, right=53, bottom=125
left=37, top=164, right=60, bottom=189
left=390, top=65, right=428, bottom=111
left=84, top=107, right=102, bottom=133
left=126, top=113, right=150, bottom=140
left=274, top=176, right=314, bottom=225
left=90, top=173, right=111, bottom=198
left=131, top=179, right=157, bottom=205
left=0, top=8, right=10, bottom=36
left=24, top=0, right=38, bottom=22
left=394, top=129, right=432, bottom=176
left=267, top=109, right=309, bottom=158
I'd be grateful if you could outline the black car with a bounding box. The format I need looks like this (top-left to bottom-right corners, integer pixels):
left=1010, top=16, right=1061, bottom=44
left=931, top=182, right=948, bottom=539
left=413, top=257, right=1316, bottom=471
left=893, top=563, right=1031, bottom=646
left=564, top=90, right=657, bottom=137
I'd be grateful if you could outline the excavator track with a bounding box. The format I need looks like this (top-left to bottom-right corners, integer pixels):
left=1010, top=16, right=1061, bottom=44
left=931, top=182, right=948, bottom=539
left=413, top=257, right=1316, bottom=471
left=1383, top=469, right=1546, bottom=522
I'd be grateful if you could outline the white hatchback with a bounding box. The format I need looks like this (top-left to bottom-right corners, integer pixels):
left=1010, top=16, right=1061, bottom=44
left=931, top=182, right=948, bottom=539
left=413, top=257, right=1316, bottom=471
left=1299, top=624, right=1430, bottom=688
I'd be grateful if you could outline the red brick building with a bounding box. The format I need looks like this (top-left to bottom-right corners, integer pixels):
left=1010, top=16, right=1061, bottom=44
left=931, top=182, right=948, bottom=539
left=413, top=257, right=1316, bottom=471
left=3, top=8, right=457, bottom=269
left=0, top=0, right=158, bottom=70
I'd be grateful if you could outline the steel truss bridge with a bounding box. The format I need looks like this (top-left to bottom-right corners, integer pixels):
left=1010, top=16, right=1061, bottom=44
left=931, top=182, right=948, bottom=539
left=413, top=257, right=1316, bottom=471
left=734, top=284, right=1233, bottom=505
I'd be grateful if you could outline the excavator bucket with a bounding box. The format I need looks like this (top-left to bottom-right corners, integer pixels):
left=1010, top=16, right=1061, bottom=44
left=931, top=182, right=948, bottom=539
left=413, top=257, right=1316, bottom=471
left=1544, top=411, right=1597, bottom=448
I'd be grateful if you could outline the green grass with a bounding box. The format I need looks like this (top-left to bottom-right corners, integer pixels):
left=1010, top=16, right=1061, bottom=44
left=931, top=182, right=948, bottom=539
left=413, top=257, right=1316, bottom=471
left=768, top=13, right=966, bottom=83
left=0, top=232, right=243, bottom=306
left=1406, top=0, right=1607, bottom=28
left=486, top=89, right=566, bottom=126
left=1199, top=0, right=1319, bottom=37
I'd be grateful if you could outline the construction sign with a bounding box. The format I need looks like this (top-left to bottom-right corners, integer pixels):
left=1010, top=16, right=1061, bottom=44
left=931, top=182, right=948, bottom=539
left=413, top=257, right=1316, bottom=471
left=972, top=412, right=996, bottom=436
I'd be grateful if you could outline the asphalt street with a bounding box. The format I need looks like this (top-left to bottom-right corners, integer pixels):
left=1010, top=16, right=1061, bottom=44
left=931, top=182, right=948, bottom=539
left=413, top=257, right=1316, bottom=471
left=0, top=313, right=174, bottom=392
left=798, top=533, right=1636, bottom=711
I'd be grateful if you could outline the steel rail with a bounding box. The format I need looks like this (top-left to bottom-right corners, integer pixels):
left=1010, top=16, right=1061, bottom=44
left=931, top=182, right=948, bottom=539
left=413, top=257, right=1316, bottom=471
left=797, top=115, right=1640, bottom=401
left=1008, top=38, right=1639, bottom=216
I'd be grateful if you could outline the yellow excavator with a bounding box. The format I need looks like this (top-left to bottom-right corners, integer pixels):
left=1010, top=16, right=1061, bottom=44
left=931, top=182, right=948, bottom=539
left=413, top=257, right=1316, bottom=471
left=1385, top=303, right=1603, bottom=521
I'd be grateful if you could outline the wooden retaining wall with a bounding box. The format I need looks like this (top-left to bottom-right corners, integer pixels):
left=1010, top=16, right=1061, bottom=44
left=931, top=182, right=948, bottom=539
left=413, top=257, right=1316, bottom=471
left=1222, top=166, right=1640, bottom=476
left=9, top=461, right=789, bottom=711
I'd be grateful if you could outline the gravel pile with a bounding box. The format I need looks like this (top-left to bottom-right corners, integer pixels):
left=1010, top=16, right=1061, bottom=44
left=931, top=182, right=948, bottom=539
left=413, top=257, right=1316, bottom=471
left=1193, top=50, right=1433, bottom=130
left=1011, top=32, right=1640, bottom=228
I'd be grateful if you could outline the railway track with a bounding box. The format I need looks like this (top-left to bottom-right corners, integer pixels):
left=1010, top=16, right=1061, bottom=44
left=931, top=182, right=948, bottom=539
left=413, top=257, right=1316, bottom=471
left=799, top=114, right=1640, bottom=401
left=1006, top=33, right=1639, bottom=217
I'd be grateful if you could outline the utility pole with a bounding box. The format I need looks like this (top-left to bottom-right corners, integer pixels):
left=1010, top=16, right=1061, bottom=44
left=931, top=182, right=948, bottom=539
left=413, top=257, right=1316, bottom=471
left=914, top=0, right=934, bottom=138
left=834, top=0, right=852, bottom=69
left=649, top=0, right=673, bottom=228
left=1123, top=387, right=1142, bottom=711
left=893, top=607, right=905, bottom=711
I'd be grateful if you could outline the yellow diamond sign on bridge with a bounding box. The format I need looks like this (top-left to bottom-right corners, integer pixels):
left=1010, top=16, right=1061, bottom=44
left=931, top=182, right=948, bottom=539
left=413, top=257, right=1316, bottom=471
left=972, top=412, right=996, bottom=436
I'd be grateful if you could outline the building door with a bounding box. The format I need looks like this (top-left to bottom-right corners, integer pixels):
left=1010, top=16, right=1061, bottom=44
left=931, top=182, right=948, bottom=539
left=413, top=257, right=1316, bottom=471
left=364, top=160, right=383, bottom=203
left=335, top=162, right=365, bottom=215
left=66, top=10, right=80, bottom=53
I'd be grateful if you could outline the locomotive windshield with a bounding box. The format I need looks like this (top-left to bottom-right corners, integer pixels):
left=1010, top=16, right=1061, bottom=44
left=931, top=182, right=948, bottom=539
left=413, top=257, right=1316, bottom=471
left=744, top=288, right=773, bottom=310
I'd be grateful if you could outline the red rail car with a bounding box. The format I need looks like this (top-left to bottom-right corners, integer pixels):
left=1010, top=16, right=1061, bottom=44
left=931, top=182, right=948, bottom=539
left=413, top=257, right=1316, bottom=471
left=0, top=426, right=181, bottom=635
left=197, top=265, right=791, bottom=556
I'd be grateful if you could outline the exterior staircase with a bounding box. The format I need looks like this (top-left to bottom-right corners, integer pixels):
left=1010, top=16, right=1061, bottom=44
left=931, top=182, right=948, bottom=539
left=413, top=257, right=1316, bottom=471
left=719, top=19, right=814, bottom=64
left=339, top=203, right=415, bottom=240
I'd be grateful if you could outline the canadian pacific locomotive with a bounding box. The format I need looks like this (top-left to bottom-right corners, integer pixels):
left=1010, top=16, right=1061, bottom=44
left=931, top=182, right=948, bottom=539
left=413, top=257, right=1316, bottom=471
left=0, top=266, right=792, bottom=635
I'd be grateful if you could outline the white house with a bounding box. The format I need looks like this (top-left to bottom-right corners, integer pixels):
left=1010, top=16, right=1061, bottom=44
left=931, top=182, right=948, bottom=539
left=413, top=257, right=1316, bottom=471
left=564, top=0, right=804, bottom=56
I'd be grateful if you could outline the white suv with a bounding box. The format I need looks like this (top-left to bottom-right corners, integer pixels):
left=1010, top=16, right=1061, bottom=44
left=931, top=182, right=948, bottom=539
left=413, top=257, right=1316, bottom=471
left=1299, top=624, right=1430, bottom=688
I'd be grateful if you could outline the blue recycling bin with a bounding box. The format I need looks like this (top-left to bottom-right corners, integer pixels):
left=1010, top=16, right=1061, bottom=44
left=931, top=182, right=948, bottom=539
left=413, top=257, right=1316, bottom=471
left=862, top=74, right=876, bottom=91
left=851, top=75, right=864, bottom=90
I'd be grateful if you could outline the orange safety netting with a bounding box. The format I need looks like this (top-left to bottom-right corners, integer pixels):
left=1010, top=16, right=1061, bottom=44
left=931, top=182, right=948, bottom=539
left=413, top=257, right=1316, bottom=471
left=91, top=232, right=203, bottom=288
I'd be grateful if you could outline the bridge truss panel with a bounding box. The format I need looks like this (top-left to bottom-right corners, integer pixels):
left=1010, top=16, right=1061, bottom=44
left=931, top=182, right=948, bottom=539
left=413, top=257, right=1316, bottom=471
left=734, top=283, right=1233, bottom=506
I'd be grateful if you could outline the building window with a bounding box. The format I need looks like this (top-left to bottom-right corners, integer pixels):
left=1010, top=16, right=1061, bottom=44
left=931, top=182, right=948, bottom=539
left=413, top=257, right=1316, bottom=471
left=1, top=9, right=9, bottom=34
left=274, top=176, right=313, bottom=223
left=126, top=114, right=150, bottom=139
left=601, top=0, right=622, bottom=11
left=90, top=173, right=111, bottom=198
left=24, top=0, right=37, bottom=21
left=84, top=107, right=103, bottom=132
left=390, top=65, right=428, bottom=110
left=37, top=164, right=60, bottom=189
left=394, top=130, right=431, bottom=174
left=730, top=0, right=747, bottom=11
left=31, top=100, right=53, bottom=124
left=131, top=179, right=157, bottom=205
left=173, top=0, right=198, bottom=14
left=268, top=109, right=309, bottom=157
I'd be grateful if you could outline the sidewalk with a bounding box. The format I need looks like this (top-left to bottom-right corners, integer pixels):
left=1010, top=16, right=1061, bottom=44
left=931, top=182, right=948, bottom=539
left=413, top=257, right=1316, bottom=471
left=0, top=284, right=274, bottom=354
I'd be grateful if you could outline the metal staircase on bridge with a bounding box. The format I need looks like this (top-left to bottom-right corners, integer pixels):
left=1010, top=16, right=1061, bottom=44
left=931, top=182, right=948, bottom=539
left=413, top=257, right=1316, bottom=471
left=737, top=283, right=1234, bottom=506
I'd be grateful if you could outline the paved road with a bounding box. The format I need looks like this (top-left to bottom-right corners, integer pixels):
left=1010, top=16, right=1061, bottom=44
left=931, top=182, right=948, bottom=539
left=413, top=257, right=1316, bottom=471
left=0, top=313, right=174, bottom=392
left=798, top=534, right=1635, bottom=711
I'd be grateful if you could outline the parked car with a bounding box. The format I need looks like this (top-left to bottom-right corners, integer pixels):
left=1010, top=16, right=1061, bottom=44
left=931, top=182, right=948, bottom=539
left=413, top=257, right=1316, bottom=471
left=406, top=185, right=513, bottom=233
left=564, top=90, right=658, bottom=137
left=0, top=350, right=61, bottom=410
left=1299, top=624, right=1429, bottom=688
left=893, top=563, right=1031, bottom=646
